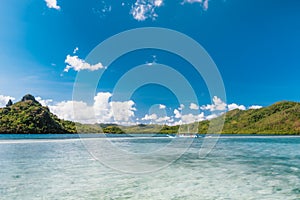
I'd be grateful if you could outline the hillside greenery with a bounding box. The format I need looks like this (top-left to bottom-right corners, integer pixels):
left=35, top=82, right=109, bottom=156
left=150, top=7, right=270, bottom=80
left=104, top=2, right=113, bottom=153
left=0, top=94, right=77, bottom=134
left=214, top=101, right=300, bottom=134
left=1, top=96, right=300, bottom=134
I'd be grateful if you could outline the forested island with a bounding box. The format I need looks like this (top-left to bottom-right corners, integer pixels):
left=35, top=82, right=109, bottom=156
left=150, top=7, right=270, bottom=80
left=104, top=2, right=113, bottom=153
left=0, top=94, right=300, bottom=134
left=0, top=94, right=76, bottom=134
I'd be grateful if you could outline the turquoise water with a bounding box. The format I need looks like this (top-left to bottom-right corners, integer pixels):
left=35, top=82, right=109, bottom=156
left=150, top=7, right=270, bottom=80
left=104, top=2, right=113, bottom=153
left=0, top=134, right=300, bottom=199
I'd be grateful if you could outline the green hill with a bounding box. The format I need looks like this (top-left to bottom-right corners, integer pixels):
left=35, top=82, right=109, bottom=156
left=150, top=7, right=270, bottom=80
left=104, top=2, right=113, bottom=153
left=0, top=94, right=77, bottom=134
left=1, top=96, right=299, bottom=134
left=94, top=101, right=300, bottom=135
left=75, top=123, right=126, bottom=134
left=199, top=101, right=300, bottom=134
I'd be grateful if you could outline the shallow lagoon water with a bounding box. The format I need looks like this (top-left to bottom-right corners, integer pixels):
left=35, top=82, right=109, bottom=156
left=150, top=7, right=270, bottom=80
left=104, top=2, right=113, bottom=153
left=0, top=134, right=300, bottom=199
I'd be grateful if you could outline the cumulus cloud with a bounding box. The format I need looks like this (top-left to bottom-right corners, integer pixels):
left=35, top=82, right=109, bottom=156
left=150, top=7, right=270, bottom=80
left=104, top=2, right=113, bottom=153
left=0, top=95, right=15, bottom=108
left=183, top=0, right=208, bottom=10
left=199, top=96, right=263, bottom=113
left=142, top=113, right=158, bottom=121
left=154, top=0, right=163, bottom=7
left=174, top=109, right=182, bottom=119
left=131, top=0, right=164, bottom=21
left=228, top=103, right=246, bottom=111
left=38, top=92, right=136, bottom=124
left=200, top=96, right=227, bottom=111
left=189, top=103, right=199, bottom=110
left=93, top=92, right=113, bottom=122
left=131, top=3, right=149, bottom=21
left=49, top=101, right=95, bottom=123
left=155, top=116, right=171, bottom=123
left=181, top=112, right=205, bottom=124
left=141, top=113, right=172, bottom=124
left=205, top=113, right=218, bottom=120
left=178, top=104, right=185, bottom=111
left=249, top=105, right=263, bottom=110
left=110, top=101, right=136, bottom=122
left=172, top=103, right=205, bottom=124
left=64, top=55, right=105, bottom=72
left=159, top=104, right=166, bottom=109
left=36, top=97, right=53, bottom=107
left=5, top=93, right=264, bottom=125
left=44, top=0, right=60, bottom=10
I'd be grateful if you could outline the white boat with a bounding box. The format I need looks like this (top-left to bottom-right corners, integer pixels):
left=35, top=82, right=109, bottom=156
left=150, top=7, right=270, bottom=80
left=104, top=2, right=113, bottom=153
left=167, top=134, right=199, bottom=138
left=178, top=134, right=197, bottom=138
left=166, top=134, right=176, bottom=138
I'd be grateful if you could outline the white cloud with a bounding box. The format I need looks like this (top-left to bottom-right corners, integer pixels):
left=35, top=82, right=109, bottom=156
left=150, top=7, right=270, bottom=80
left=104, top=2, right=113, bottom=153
left=249, top=105, right=263, bottom=110
left=141, top=114, right=172, bottom=124
left=203, top=0, right=208, bottom=10
left=64, top=55, right=105, bottom=72
left=159, top=104, right=166, bottom=109
left=184, top=0, right=202, bottom=3
left=146, top=62, right=154, bottom=66
left=5, top=93, right=264, bottom=126
left=155, top=116, right=171, bottom=123
left=130, top=0, right=209, bottom=21
left=173, top=105, right=205, bottom=124
left=131, top=4, right=148, bottom=21
left=142, top=113, right=158, bottom=121
left=146, top=55, right=158, bottom=66
left=38, top=92, right=136, bottom=124
left=44, top=0, right=60, bottom=10
left=93, top=92, right=113, bottom=122
left=131, top=0, right=163, bottom=21
left=73, top=47, right=79, bottom=54
left=181, top=112, right=205, bottom=124
left=212, top=96, right=227, bottom=111
left=154, top=0, right=163, bottom=7
left=189, top=103, right=199, bottom=110
left=228, top=103, right=246, bottom=111
left=36, top=97, right=53, bottom=107
left=200, top=96, right=227, bottom=111
left=174, top=109, right=182, bottom=119
left=49, top=100, right=95, bottom=124
left=167, top=118, right=174, bottom=123
left=0, top=95, right=15, bottom=108
left=178, top=104, right=185, bottom=111
left=110, top=100, right=136, bottom=122
left=205, top=113, right=218, bottom=120
left=183, top=0, right=208, bottom=10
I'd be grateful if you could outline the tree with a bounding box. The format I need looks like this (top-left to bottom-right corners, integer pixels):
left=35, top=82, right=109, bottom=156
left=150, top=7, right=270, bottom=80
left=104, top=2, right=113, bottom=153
left=6, top=99, right=13, bottom=107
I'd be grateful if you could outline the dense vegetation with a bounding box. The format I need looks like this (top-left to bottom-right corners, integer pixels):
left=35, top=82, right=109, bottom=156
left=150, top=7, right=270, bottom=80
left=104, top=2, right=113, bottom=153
left=214, top=101, right=300, bottom=134
left=0, top=94, right=76, bottom=134
left=1, top=95, right=300, bottom=134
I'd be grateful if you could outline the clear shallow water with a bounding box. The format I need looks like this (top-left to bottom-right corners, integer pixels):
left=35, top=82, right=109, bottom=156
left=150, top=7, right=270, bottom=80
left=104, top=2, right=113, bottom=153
left=0, top=134, right=300, bottom=200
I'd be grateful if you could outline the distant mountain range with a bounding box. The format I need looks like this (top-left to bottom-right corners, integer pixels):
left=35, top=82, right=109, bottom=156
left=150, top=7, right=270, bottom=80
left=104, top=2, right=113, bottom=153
left=1, top=94, right=300, bottom=134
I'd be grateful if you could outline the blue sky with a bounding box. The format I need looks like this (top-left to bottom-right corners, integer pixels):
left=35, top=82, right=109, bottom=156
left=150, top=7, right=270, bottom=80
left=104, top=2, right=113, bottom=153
left=0, top=0, right=300, bottom=125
